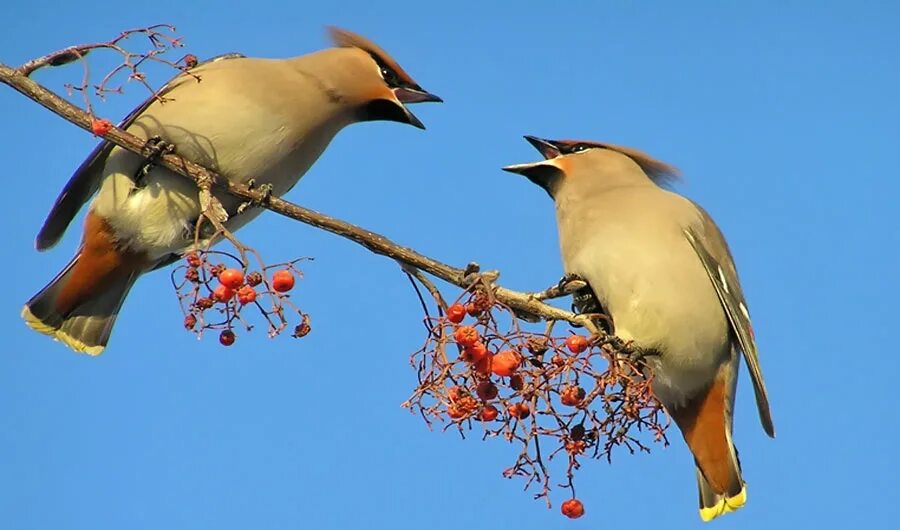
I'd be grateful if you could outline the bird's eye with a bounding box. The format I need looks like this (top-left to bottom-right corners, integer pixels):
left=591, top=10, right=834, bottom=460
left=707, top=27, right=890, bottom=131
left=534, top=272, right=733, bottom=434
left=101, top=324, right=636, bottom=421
left=571, top=144, right=590, bottom=153
left=380, top=65, right=400, bottom=86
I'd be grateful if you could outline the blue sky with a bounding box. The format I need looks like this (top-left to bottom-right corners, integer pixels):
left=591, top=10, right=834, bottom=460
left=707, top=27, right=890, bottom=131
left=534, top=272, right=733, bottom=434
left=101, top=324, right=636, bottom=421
left=2, top=2, right=898, bottom=529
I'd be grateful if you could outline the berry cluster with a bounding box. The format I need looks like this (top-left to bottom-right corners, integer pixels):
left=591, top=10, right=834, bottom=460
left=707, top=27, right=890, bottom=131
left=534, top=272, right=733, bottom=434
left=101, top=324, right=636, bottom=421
left=172, top=250, right=310, bottom=345
left=404, top=289, right=669, bottom=519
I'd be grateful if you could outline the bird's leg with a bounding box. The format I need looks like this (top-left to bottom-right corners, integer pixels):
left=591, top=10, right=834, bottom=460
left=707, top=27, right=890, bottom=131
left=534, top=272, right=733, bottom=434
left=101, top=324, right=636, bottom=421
left=236, top=178, right=274, bottom=215
left=133, top=135, right=176, bottom=187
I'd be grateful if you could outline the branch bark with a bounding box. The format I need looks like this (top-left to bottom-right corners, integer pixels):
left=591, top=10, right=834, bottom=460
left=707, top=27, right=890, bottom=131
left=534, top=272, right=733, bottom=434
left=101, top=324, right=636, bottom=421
left=0, top=60, right=602, bottom=332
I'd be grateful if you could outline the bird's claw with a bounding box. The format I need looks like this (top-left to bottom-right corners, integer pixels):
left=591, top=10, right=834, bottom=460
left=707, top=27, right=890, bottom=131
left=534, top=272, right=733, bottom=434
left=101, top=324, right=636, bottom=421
left=134, top=136, right=176, bottom=186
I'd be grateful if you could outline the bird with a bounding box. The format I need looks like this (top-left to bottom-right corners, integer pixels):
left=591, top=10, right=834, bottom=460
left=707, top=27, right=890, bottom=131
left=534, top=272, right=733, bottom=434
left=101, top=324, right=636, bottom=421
left=22, top=26, right=441, bottom=355
left=503, top=136, right=774, bottom=522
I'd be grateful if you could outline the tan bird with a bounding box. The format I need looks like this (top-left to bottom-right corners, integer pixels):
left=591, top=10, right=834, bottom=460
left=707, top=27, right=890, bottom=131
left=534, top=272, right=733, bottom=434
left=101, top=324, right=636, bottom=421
left=503, top=136, right=774, bottom=522
left=23, top=27, right=441, bottom=355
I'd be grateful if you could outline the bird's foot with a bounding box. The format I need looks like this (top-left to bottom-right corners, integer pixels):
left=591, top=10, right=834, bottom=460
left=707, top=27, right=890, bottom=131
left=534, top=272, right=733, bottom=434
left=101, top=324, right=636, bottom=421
left=134, top=136, right=176, bottom=186
left=237, top=179, right=274, bottom=214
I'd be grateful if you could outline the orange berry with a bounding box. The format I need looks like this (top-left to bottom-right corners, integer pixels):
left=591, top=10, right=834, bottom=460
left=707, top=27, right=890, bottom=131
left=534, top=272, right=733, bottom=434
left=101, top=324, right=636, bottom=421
left=461, top=341, right=487, bottom=363
left=236, top=285, right=257, bottom=305
left=447, top=386, right=466, bottom=402
left=453, top=326, right=479, bottom=348
left=560, top=385, right=586, bottom=407
left=446, top=303, right=467, bottom=324
left=479, top=404, right=499, bottom=421
left=491, top=350, right=521, bottom=377
left=561, top=499, right=585, bottom=519
left=272, top=269, right=295, bottom=292
left=566, top=335, right=589, bottom=354
left=508, top=402, right=530, bottom=419
left=474, top=355, right=492, bottom=377
left=90, top=118, right=112, bottom=136
left=219, top=330, right=235, bottom=346
left=476, top=381, right=498, bottom=401
left=213, top=284, right=234, bottom=303
left=218, top=268, right=244, bottom=289
left=447, top=404, right=466, bottom=420
left=183, top=314, right=197, bottom=330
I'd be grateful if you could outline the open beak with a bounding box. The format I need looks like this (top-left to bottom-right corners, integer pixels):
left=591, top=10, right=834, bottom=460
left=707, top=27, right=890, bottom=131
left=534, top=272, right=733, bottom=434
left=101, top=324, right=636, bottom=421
left=501, top=136, right=565, bottom=197
left=393, top=87, right=442, bottom=129
left=523, top=135, right=561, bottom=160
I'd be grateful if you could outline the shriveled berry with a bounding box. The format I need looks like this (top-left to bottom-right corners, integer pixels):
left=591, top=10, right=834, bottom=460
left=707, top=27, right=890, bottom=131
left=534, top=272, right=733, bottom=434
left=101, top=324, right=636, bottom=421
left=183, top=314, right=197, bottom=330
left=491, top=350, right=521, bottom=377
left=479, top=404, right=499, bottom=421
left=551, top=354, right=566, bottom=367
left=184, top=267, right=200, bottom=283
left=566, top=335, right=589, bottom=354
left=218, top=268, right=244, bottom=289
left=474, top=355, right=492, bottom=377
left=236, top=285, right=256, bottom=305
left=570, top=424, right=586, bottom=441
left=195, top=297, right=214, bottom=310
left=245, top=271, right=263, bottom=287
left=219, top=330, right=235, bottom=346
left=453, top=326, right=479, bottom=348
left=476, top=381, right=498, bottom=401
left=509, top=374, right=525, bottom=391
left=561, top=499, right=585, bottom=519
left=465, top=302, right=482, bottom=317
left=272, top=269, right=295, bottom=292
left=447, top=404, right=466, bottom=420
left=446, top=303, right=466, bottom=324
left=292, top=314, right=311, bottom=338
left=185, top=252, right=202, bottom=268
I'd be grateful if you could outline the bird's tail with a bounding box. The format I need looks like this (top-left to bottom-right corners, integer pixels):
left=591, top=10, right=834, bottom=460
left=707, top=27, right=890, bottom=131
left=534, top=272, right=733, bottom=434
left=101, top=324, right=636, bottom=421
left=22, top=252, right=138, bottom=355
left=695, top=430, right=746, bottom=522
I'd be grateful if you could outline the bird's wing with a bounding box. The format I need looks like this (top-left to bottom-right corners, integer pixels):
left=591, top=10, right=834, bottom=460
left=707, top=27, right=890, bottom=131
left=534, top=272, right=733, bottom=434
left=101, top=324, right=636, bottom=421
left=35, top=53, right=247, bottom=250
left=683, top=206, right=775, bottom=438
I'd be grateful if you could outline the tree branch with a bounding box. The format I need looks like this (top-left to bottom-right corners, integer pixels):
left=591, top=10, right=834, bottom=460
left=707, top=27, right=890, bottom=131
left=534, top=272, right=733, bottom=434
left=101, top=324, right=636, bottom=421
left=0, top=60, right=602, bottom=331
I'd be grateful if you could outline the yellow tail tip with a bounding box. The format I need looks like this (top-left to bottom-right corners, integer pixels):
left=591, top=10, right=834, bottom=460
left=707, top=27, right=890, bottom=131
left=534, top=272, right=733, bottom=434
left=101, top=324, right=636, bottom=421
left=21, top=306, right=104, bottom=356
left=699, top=486, right=747, bottom=522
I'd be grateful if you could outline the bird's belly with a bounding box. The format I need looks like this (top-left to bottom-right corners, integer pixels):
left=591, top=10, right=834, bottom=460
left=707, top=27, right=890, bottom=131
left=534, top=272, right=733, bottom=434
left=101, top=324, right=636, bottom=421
left=564, top=236, right=730, bottom=406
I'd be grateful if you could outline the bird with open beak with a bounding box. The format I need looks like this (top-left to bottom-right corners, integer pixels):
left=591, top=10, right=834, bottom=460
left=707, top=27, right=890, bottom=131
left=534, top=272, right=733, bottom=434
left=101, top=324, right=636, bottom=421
left=504, top=136, right=774, bottom=522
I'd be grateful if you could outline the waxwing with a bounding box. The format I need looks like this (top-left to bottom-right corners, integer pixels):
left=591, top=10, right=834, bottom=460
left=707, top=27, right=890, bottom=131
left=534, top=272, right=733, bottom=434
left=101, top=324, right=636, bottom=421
left=23, top=27, right=441, bottom=354
left=504, top=136, right=774, bottom=521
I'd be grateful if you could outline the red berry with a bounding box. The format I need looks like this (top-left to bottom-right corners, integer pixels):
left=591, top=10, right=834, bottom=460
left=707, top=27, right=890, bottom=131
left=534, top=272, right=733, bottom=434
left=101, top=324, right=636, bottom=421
left=461, top=341, right=487, bottom=363
left=447, top=386, right=466, bottom=402
left=453, top=326, right=479, bottom=348
left=479, top=404, right=499, bottom=421
left=213, top=284, right=234, bottom=303
left=446, top=303, right=466, bottom=324
left=183, top=54, right=199, bottom=68
left=236, top=285, right=256, bottom=305
left=184, top=267, right=200, bottom=283
left=218, top=268, right=244, bottom=289
left=476, top=381, right=498, bottom=401
left=185, top=252, right=202, bottom=268
left=560, top=385, right=586, bottom=407
left=561, top=499, right=585, bottom=519
left=491, top=350, right=521, bottom=377
left=272, top=269, right=295, bottom=292
left=508, top=402, right=530, bottom=419
left=219, top=330, right=235, bottom=346
left=566, top=335, right=589, bottom=354
left=183, top=314, right=197, bottom=330
left=465, top=302, right=482, bottom=317
left=90, top=118, right=112, bottom=136
left=447, top=404, right=467, bottom=420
